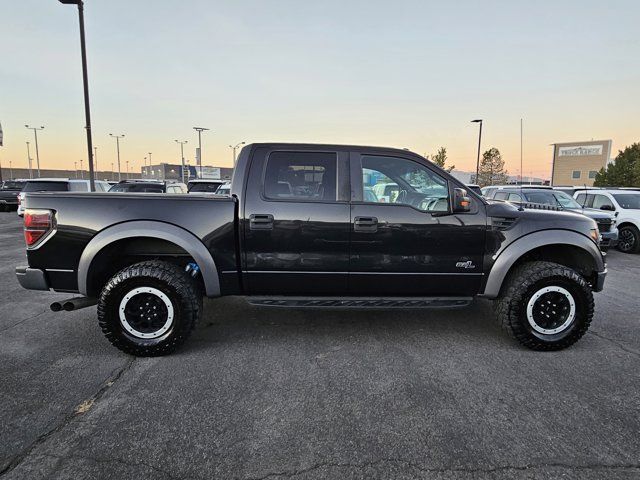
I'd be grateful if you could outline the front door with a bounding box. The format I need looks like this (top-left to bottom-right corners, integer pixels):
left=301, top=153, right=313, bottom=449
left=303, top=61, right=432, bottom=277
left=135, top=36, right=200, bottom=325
left=349, top=152, right=486, bottom=296
left=243, top=147, right=351, bottom=295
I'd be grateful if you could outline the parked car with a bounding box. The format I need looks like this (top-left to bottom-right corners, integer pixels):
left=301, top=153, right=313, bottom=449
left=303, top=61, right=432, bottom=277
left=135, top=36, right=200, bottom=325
left=215, top=183, right=231, bottom=195
left=16, top=143, right=606, bottom=356
left=187, top=179, right=225, bottom=193
left=574, top=189, right=640, bottom=253
left=488, top=188, right=618, bottom=251
left=0, top=180, right=27, bottom=212
left=466, top=184, right=482, bottom=196
left=17, top=179, right=110, bottom=216
left=481, top=184, right=551, bottom=199
left=108, top=180, right=188, bottom=194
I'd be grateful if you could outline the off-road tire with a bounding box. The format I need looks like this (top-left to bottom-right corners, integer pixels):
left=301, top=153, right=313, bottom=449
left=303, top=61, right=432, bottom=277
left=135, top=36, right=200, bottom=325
left=616, top=224, right=640, bottom=254
left=98, top=260, right=201, bottom=356
left=494, top=261, right=594, bottom=351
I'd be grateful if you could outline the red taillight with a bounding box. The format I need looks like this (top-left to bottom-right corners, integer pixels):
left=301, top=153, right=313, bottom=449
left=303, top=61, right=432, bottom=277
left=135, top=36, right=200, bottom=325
left=24, top=209, right=54, bottom=247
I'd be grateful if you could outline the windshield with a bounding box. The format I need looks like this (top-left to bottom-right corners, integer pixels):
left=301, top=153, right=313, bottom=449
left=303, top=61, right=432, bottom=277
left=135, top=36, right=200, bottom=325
left=552, top=191, right=582, bottom=209
left=1, top=181, right=26, bottom=190
left=612, top=193, right=640, bottom=209
left=23, top=181, right=68, bottom=192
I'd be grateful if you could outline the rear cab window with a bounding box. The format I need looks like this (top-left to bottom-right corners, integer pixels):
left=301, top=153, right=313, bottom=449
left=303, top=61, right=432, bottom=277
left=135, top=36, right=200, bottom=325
left=264, top=151, right=337, bottom=202
left=23, top=181, right=69, bottom=192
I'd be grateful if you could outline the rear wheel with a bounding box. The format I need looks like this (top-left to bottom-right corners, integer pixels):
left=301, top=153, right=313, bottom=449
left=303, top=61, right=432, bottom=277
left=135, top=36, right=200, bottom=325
left=495, top=261, right=593, bottom=350
left=617, top=225, right=640, bottom=253
left=98, top=260, right=201, bottom=356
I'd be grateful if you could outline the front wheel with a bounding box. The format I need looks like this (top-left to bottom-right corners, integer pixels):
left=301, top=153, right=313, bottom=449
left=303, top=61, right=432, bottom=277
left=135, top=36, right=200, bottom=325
left=495, top=261, right=594, bottom=350
left=617, top=225, right=640, bottom=253
left=98, top=260, right=202, bottom=356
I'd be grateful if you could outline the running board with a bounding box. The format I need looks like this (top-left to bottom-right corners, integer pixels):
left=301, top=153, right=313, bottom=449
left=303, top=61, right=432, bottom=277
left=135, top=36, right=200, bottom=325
left=247, top=297, right=472, bottom=309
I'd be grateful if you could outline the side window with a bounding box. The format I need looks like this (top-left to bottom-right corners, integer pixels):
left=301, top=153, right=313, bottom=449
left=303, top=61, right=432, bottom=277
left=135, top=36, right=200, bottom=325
left=494, top=192, right=509, bottom=200
left=575, top=193, right=587, bottom=206
left=507, top=193, right=522, bottom=202
left=360, top=155, right=449, bottom=213
left=592, top=194, right=614, bottom=209
left=264, top=151, right=337, bottom=202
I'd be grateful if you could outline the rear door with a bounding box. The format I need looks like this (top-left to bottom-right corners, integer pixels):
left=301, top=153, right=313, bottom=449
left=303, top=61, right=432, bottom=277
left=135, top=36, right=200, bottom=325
left=348, top=151, right=486, bottom=296
left=243, top=147, right=351, bottom=294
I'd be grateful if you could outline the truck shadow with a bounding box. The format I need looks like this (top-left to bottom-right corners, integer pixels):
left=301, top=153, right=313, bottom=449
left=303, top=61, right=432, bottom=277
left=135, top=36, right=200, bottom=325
left=182, top=296, right=511, bottom=353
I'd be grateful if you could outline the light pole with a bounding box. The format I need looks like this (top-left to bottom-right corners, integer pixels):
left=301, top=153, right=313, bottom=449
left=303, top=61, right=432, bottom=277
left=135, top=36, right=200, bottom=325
left=193, top=127, right=209, bottom=178
left=471, top=119, right=483, bottom=183
left=229, top=141, right=246, bottom=167
left=26, top=142, right=33, bottom=179
left=109, top=133, right=124, bottom=181
left=74, top=161, right=78, bottom=178
left=147, top=152, right=152, bottom=170
left=58, top=0, right=96, bottom=191
left=126, top=160, right=129, bottom=179
left=94, top=145, right=98, bottom=173
left=80, top=158, right=84, bottom=178
left=111, top=162, right=114, bottom=181
left=175, top=140, right=188, bottom=183
left=9, top=161, right=12, bottom=179
left=143, top=157, right=147, bottom=178
left=25, top=125, right=44, bottom=177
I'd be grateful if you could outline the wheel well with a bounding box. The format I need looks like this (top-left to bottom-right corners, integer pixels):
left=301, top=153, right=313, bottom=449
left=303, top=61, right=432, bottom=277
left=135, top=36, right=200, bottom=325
left=618, top=221, right=639, bottom=230
left=502, top=244, right=598, bottom=292
left=86, top=237, right=200, bottom=297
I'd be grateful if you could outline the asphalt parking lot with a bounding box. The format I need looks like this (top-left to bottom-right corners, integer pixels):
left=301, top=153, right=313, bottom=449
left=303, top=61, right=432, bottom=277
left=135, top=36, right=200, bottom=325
left=1, top=213, right=639, bottom=480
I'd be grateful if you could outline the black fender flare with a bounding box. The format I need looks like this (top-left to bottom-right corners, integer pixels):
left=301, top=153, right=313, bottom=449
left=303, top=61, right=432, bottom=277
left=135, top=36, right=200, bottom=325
left=482, top=230, right=604, bottom=298
left=77, top=221, right=220, bottom=297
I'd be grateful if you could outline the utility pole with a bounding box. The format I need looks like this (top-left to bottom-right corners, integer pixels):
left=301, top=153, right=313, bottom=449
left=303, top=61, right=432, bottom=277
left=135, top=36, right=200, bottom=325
left=58, top=0, right=96, bottom=191
left=25, top=125, right=44, bottom=177
left=193, top=127, right=209, bottom=178
left=26, top=142, right=33, bottom=179
left=471, top=119, right=483, bottom=184
left=175, top=140, right=188, bottom=183
left=229, top=141, right=246, bottom=167
left=109, top=134, right=124, bottom=181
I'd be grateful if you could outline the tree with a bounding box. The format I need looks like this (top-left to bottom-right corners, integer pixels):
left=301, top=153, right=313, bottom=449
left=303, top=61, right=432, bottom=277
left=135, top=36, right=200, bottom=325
left=594, top=143, right=640, bottom=187
left=476, top=147, right=508, bottom=187
left=430, top=147, right=455, bottom=172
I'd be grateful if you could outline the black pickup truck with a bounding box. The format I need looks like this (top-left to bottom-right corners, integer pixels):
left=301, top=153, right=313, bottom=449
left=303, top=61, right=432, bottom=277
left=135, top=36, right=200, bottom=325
left=16, top=143, right=606, bottom=356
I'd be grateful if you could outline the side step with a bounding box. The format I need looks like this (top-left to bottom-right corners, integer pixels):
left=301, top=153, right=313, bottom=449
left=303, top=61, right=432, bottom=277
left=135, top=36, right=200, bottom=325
left=247, top=297, right=472, bottom=309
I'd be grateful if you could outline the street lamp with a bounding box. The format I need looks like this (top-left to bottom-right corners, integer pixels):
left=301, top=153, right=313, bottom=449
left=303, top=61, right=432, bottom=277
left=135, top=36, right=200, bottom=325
left=471, top=119, right=483, bottom=183
left=111, top=162, right=114, bottom=181
left=26, top=142, right=33, bottom=179
left=94, top=145, right=98, bottom=173
left=25, top=125, right=44, bottom=177
left=9, top=160, right=12, bottom=179
left=80, top=158, right=84, bottom=178
left=229, top=141, right=246, bottom=167
left=58, top=0, right=96, bottom=191
left=109, top=134, right=125, bottom=181
left=193, top=127, right=210, bottom=178
left=126, top=160, right=129, bottom=179
left=175, top=140, right=188, bottom=183
left=74, top=161, right=78, bottom=178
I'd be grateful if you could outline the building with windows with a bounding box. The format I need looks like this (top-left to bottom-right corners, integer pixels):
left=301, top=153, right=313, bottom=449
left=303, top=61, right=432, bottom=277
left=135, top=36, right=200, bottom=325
left=141, top=163, right=233, bottom=181
left=551, top=140, right=612, bottom=186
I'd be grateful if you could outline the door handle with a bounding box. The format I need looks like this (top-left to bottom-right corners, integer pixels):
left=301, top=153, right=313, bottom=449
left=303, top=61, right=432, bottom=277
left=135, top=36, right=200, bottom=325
left=249, top=214, right=274, bottom=230
left=354, top=216, right=378, bottom=232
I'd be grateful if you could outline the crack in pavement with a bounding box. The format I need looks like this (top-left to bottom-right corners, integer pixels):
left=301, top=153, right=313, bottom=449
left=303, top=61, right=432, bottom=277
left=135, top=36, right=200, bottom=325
left=0, top=309, right=49, bottom=334
left=0, top=357, right=136, bottom=478
left=244, top=459, right=640, bottom=479
left=589, top=329, right=640, bottom=357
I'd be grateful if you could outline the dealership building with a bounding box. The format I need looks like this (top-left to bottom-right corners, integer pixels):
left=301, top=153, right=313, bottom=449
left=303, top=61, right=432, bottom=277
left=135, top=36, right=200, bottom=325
left=551, top=140, right=612, bottom=186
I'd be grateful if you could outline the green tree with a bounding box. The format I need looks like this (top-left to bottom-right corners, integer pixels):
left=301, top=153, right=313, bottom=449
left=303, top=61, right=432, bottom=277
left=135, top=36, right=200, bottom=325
left=476, top=147, right=508, bottom=187
left=430, top=147, right=455, bottom=172
left=594, top=143, right=640, bottom=187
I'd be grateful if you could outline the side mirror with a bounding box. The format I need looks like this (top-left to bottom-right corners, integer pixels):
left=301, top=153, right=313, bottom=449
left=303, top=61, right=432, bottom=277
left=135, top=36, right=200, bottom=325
left=600, top=205, right=614, bottom=211
left=453, top=188, right=471, bottom=213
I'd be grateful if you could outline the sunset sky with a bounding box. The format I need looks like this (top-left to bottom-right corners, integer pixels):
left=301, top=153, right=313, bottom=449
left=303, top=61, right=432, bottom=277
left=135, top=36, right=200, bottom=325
left=1, top=0, right=639, bottom=178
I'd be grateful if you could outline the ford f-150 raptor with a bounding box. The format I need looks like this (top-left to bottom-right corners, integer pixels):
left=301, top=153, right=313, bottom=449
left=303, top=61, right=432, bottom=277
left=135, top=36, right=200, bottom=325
left=16, top=143, right=606, bottom=356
